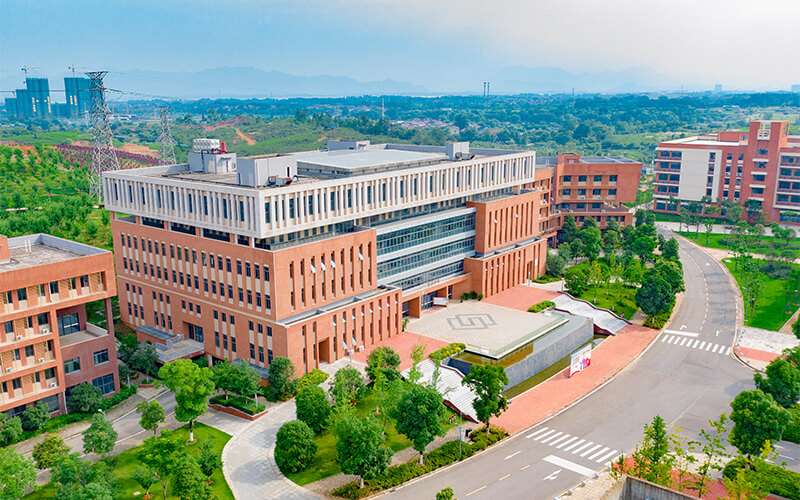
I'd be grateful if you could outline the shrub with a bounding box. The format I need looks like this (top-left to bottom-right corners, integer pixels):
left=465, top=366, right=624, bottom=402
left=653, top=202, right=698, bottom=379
left=459, top=291, right=483, bottom=301
left=275, top=421, right=317, bottom=473
left=0, top=414, right=23, bottom=447
left=470, top=425, right=509, bottom=449
left=528, top=300, right=555, bottom=313
left=295, top=369, right=329, bottom=392
left=723, top=456, right=800, bottom=500
left=21, top=401, right=50, bottom=431
left=295, top=386, right=331, bottom=433
left=208, top=395, right=266, bottom=415
left=429, top=343, right=466, bottom=362
left=68, top=383, right=103, bottom=413
left=100, top=384, right=137, bottom=410
left=267, top=357, right=296, bottom=400
left=32, top=433, right=70, bottom=469
left=644, top=308, right=672, bottom=329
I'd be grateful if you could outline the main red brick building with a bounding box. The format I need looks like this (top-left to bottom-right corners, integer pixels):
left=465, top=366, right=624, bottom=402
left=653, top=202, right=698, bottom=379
left=103, top=140, right=640, bottom=375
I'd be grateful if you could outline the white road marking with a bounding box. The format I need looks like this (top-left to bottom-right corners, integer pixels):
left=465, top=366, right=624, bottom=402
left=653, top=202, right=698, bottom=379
left=668, top=336, right=677, bottom=344
left=705, top=343, right=713, bottom=351
left=548, top=434, right=572, bottom=447
left=726, top=347, right=732, bottom=355
left=534, top=429, right=557, bottom=441
left=505, top=451, right=522, bottom=460
left=543, top=455, right=597, bottom=476
left=588, top=446, right=610, bottom=461
left=680, top=325, right=687, bottom=330
left=716, top=330, right=720, bottom=336
left=526, top=427, right=550, bottom=439
left=595, top=449, right=620, bottom=463
left=691, top=339, right=700, bottom=348
left=680, top=338, right=688, bottom=346
left=572, top=441, right=594, bottom=454
left=712, top=344, right=719, bottom=353
left=562, top=439, right=585, bottom=452
left=661, top=335, right=669, bottom=343
left=698, top=341, right=707, bottom=350
left=580, top=444, right=602, bottom=457
left=664, top=329, right=699, bottom=337
left=540, top=431, right=564, bottom=444
left=543, top=469, right=561, bottom=481
left=557, top=437, right=578, bottom=449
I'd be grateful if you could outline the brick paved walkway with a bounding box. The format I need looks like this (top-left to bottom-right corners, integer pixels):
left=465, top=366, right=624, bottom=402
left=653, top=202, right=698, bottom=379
left=350, top=330, right=448, bottom=370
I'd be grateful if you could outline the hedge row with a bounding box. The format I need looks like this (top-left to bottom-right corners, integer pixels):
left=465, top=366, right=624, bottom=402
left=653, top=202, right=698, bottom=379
left=429, top=343, right=466, bottom=362
left=723, top=456, right=800, bottom=500
left=332, top=426, right=508, bottom=499
left=209, top=394, right=266, bottom=415
left=644, top=308, right=672, bottom=329
left=101, top=384, right=137, bottom=411
left=528, top=300, right=555, bottom=313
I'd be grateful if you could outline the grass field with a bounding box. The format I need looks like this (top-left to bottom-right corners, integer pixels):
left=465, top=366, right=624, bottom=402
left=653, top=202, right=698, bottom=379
left=0, top=131, right=91, bottom=145
left=571, top=283, right=638, bottom=319
left=679, top=231, right=800, bottom=256
left=25, top=423, right=233, bottom=499
left=284, top=386, right=456, bottom=486
left=723, top=258, right=800, bottom=331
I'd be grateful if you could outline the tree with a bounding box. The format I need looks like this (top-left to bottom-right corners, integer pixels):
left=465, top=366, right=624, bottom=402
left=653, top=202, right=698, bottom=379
left=651, top=259, right=685, bottom=295
left=688, top=414, right=729, bottom=498
left=603, top=229, right=619, bottom=261
left=753, top=358, right=800, bottom=408
left=0, top=448, right=37, bottom=499
left=131, top=467, right=157, bottom=499
left=329, top=365, right=366, bottom=406
left=661, top=237, right=679, bottom=261
left=581, top=225, right=602, bottom=262
left=129, top=343, right=159, bottom=378
left=366, top=346, right=401, bottom=384
left=32, top=433, right=70, bottom=469
left=0, top=414, right=23, bottom=447
left=211, top=360, right=235, bottom=399
left=67, top=383, right=103, bottom=413
left=138, top=430, right=183, bottom=500
left=267, top=356, right=295, bottom=400
left=408, top=344, right=427, bottom=384
left=391, top=384, right=446, bottom=465
left=636, top=275, right=674, bottom=317
left=335, top=415, right=393, bottom=489
left=545, top=251, right=566, bottom=277
left=561, top=214, right=579, bottom=244
left=462, top=364, right=509, bottom=434
left=137, top=400, right=166, bottom=435
left=197, top=439, right=222, bottom=482
left=729, top=390, right=790, bottom=461
left=635, top=209, right=655, bottom=227
left=727, top=203, right=743, bottom=226
left=569, top=239, right=585, bottom=261
left=295, top=385, right=331, bottom=433
left=606, top=218, right=621, bottom=234
left=50, top=454, right=115, bottom=500
left=564, top=267, right=588, bottom=295
left=275, top=420, right=317, bottom=473
left=229, top=361, right=260, bottom=401
left=630, top=415, right=672, bottom=486
left=172, top=454, right=212, bottom=500
left=632, top=236, right=657, bottom=262
left=82, top=413, right=118, bottom=457
left=118, top=333, right=140, bottom=364
left=157, top=359, right=216, bottom=442
left=784, top=345, right=800, bottom=368
left=20, top=401, right=50, bottom=431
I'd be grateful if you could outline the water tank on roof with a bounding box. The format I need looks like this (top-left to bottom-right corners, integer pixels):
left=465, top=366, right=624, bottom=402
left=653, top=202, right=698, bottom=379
left=193, top=138, right=221, bottom=152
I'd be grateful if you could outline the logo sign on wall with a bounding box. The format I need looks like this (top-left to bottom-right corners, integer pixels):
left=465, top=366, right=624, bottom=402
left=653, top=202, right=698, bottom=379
left=569, top=344, right=592, bottom=378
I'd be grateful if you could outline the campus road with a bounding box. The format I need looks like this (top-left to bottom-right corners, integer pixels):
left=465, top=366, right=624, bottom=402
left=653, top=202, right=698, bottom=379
left=386, top=229, right=758, bottom=500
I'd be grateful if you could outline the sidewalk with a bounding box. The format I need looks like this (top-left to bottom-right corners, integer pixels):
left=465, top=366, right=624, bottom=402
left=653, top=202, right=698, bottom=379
left=735, top=326, right=799, bottom=371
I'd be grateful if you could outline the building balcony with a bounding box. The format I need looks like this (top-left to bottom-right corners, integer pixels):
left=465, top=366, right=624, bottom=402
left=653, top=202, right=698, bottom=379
left=59, top=323, right=110, bottom=347
left=0, top=378, right=60, bottom=407
left=654, top=179, right=680, bottom=186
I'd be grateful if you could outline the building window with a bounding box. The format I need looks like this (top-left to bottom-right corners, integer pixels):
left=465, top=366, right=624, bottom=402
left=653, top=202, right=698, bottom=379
left=57, top=313, right=80, bottom=336
left=250, top=343, right=255, bottom=358
left=593, top=175, right=602, bottom=183
left=92, top=374, right=115, bottom=395
left=93, top=349, right=109, bottom=365
left=64, top=357, right=81, bottom=374
left=258, top=346, right=264, bottom=363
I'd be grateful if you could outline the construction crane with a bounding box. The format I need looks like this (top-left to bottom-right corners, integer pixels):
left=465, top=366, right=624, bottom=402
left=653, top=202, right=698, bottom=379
left=68, top=65, right=88, bottom=77
left=20, top=66, right=41, bottom=80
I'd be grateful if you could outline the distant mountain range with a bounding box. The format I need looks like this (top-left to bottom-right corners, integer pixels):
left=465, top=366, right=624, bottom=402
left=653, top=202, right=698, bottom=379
left=1, top=65, right=717, bottom=101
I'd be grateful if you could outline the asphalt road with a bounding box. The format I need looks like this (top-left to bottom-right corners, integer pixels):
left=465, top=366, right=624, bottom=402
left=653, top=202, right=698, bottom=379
left=386, top=230, right=760, bottom=500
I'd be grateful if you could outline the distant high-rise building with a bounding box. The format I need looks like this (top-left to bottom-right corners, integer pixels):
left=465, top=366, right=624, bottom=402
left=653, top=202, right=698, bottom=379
left=792, top=84, right=800, bottom=93
left=714, top=84, right=722, bottom=92
left=65, top=77, right=91, bottom=118
left=4, top=77, right=51, bottom=118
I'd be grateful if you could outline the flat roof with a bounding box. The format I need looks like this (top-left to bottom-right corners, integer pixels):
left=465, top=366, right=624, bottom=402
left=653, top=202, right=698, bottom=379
left=294, top=148, right=445, bottom=170
left=1, top=234, right=107, bottom=273
left=406, top=300, right=567, bottom=359
left=536, top=156, right=638, bottom=165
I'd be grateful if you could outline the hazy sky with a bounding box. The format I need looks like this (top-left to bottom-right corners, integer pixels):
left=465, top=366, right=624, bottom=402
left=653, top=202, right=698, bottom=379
left=2, top=0, right=799, bottom=91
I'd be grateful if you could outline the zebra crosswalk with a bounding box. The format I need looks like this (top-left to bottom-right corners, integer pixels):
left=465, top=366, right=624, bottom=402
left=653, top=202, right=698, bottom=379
left=525, top=427, right=620, bottom=465
left=660, top=334, right=732, bottom=355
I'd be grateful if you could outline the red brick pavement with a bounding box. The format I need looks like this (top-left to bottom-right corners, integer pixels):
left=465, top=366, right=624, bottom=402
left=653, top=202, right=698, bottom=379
left=736, top=346, right=781, bottom=363
left=351, top=331, right=449, bottom=370
left=493, top=323, right=658, bottom=434
left=483, top=285, right=561, bottom=311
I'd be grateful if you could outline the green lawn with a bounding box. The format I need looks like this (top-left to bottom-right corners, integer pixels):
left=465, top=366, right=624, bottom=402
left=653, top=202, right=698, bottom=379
left=571, top=283, right=638, bottom=320
left=284, top=386, right=456, bottom=486
left=26, top=423, right=233, bottom=500
left=679, top=231, right=800, bottom=256
left=723, top=258, right=800, bottom=331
